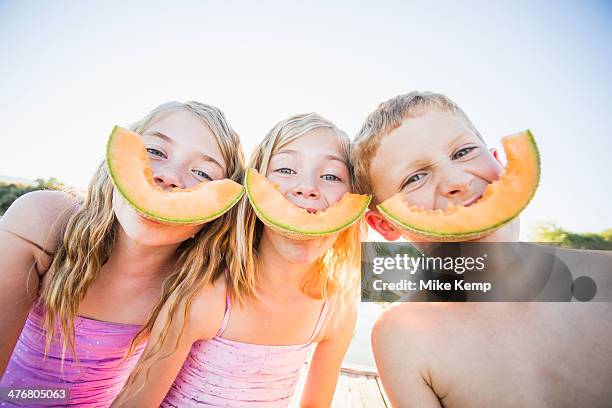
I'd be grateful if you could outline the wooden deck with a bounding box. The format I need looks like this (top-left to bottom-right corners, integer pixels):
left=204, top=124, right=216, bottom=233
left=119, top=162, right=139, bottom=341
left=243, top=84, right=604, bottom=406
left=290, top=363, right=390, bottom=407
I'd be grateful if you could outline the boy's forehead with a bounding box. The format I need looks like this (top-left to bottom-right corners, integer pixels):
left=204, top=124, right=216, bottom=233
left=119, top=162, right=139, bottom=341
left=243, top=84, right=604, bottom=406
left=368, top=111, right=479, bottom=197
left=374, top=111, right=478, bottom=161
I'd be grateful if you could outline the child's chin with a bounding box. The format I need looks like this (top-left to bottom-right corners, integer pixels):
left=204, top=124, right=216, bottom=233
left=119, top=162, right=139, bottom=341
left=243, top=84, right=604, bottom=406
left=119, top=219, right=190, bottom=247
left=124, top=230, right=181, bottom=247
left=282, top=240, right=331, bottom=264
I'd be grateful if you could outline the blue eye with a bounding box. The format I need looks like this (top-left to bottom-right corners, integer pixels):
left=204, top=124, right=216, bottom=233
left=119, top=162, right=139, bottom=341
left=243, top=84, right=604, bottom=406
left=146, top=148, right=166, bottom=159
left=407, top=174, right=424, bottom=184
left=452, top=146, right=477, bottom=160
left=402, top=173, right=426, bottom=189
left=322, top=174, right=341, bottom=182
left=275, top=168, right=296, bottom=175
left=192, top=169, right=213, bottom=181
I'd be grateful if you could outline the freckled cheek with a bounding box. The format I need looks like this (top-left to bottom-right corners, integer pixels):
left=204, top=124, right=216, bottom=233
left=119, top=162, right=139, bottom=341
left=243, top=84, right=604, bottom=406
left=403, top=189, right=435, bottom=209
left=268, top=229, right=336, bottom=263
left=265, top=174, right=292, bottom=195
left=323, top=184, right=350, bottom=205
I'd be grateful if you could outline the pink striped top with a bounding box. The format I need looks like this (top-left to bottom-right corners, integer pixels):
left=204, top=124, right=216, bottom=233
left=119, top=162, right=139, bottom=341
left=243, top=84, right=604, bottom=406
left=161, top=294, right=329, bottom=407
left=0, top=302, right=146, bottom=407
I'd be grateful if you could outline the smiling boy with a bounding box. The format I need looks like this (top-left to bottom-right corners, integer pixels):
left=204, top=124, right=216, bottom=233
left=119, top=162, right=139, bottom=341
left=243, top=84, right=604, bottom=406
left=352, top=91, right=612, bottom=407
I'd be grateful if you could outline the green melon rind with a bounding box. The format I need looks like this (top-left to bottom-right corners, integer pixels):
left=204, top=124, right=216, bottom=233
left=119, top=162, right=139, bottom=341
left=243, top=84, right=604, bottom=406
left=106, top=125, right=245, bottom=225
left=377, top=129, right=540, bottom=240
left=245, top=169, right=371, bottom=236
left=377, top=209, right=508, bottom=241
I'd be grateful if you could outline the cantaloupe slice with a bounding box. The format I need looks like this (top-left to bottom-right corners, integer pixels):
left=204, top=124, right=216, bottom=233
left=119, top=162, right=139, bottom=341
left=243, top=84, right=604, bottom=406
left=106, top=126, right=244, bottom=225
left=245, top=168, right=371, bottom=239
left=378, top=130, right=540, bottom=241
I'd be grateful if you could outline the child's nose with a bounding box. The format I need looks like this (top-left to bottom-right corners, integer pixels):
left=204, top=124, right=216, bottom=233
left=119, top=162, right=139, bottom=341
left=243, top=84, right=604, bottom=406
left=292, top=180, right=320, bottom=200
left=441, top=173, right=471, bottom=198
left=153, top=170, right=185, bottom=191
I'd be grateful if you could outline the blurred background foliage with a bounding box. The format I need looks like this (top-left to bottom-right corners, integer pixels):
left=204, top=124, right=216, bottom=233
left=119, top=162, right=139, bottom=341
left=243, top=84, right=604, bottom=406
left=0, top=178, right=64, bottom=215
left=530, top=222, right=612, bottom=250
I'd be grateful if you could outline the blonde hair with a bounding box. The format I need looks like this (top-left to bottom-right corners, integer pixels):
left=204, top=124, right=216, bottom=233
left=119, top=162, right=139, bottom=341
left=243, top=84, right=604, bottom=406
left=40, top=101, right=245, bottom=364
left=234, top=113, right=365, bottom=324
left=352, top=91, right=482, bottom=202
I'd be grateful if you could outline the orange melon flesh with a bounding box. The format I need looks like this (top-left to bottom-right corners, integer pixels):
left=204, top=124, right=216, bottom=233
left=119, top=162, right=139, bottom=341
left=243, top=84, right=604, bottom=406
left=377, top=130, right=540, bottom=241
left=106, top=126, right=244, bottom=225
left=245, top=168, right=371, bottom=239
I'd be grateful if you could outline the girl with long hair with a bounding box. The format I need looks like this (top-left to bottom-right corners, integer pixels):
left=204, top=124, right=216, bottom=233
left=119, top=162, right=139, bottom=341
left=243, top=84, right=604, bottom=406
left=113, top=113, right=365, bottom=407
left=0, top=101, right=244, bottom=406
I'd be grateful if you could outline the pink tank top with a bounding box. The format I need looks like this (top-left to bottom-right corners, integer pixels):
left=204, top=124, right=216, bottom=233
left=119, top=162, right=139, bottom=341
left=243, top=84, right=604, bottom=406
left=0, top=302, right=146, bottom=407
left=161, top=294, right=329, bottom=407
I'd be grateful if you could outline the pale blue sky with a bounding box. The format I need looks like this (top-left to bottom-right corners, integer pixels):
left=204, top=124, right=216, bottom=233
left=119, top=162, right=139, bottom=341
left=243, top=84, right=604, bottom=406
left=1, top=0, right=611, bottom=238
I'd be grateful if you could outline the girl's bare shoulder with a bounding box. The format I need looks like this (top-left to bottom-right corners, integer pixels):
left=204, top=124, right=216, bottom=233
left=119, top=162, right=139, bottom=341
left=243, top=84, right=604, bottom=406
left=186, top=275, right=229, bottom=340
left=318, top=296, right=358, bottom=342
left=1, top=189, right=81, bottom=254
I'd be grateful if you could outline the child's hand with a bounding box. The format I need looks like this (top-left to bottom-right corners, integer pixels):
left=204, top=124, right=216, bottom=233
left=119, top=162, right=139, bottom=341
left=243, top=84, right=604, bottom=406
left=472, top=217, right=520, bottom=242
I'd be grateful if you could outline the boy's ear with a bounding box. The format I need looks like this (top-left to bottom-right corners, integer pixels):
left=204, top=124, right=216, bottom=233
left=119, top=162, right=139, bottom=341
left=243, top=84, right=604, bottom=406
left=365, top=210, right=402, bottom=241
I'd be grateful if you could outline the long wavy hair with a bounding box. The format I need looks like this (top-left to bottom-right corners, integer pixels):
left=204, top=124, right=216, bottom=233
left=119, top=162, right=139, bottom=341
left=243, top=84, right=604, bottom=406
left=234, top=113, right=365, bottom=325
left=117, top=113, right=365, bottom=398
left=40, top=101, right=245, bottom=363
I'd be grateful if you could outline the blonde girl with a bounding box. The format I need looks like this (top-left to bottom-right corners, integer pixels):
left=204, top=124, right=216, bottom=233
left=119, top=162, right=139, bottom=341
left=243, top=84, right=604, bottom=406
left=113, top=113, right=364, bottom=407
left=0, top=101, right=244, bottom=406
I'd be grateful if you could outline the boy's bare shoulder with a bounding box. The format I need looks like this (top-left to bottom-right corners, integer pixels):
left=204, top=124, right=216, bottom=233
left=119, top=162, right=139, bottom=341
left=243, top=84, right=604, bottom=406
left=373, top=303, right=453, bottom=351
left=375, top=303, right=460, bottom=332
left=371, top=303, right=462, bottom=399
left=0, top=190, right=81, bottom=253
left=373, top=302, right=492, bottom=350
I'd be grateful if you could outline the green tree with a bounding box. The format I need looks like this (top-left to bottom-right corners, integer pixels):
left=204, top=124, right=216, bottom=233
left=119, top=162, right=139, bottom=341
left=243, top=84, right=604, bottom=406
left=0, top=178, right=64, bottom=216
left=531, top=222, right=612, bottom=250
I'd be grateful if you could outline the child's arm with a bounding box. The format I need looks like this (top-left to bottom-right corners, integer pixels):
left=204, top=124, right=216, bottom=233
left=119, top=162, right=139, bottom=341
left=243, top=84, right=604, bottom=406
left=111, top=280, right=226, bottom=408
left=299, top=302, right=357, bottom=407
left=0, top=191, right=76, bottom=376
left=371, top=304, right=442, bottom=408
